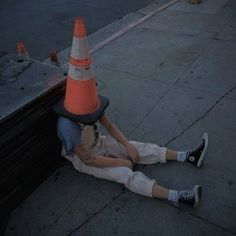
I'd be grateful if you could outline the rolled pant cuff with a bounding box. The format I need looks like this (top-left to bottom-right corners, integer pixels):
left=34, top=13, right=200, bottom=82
left=159, top=147, right=167, bottom=164
left=149, top=179, right=157, bottom=198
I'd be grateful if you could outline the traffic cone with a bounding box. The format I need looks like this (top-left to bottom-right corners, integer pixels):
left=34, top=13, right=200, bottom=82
left=50, top=49, right=60, bottom=67
left=63, top=17, right=99, bottom=115
left=16, top=42, right=30, bottom=59
left=188, top=0, right=201, bottom=4
left=53, top=16, right=109, bottom=124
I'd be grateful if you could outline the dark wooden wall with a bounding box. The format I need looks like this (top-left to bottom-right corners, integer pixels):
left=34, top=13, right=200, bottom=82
left=0, top=82, right=65, bottom=219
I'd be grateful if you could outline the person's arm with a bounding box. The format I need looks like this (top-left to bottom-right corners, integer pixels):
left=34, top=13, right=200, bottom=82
left=73, top=143, right=133, bottom=169
left=99, top=115, right=139, bottom=164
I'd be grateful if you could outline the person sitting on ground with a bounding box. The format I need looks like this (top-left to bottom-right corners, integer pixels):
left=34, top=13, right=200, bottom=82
left=54, top=94, right=208, bottom=207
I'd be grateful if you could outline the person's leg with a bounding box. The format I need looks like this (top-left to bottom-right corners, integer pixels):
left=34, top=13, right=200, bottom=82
left=72, top=156, right=155, bottom=197
left=72, top=152, right=202, bottom=207
left=168, top=133, right=209, bottom=167
left=87, top=135, right=203, bottom=206
left=152, top=183, right=169, bottom=199
left=166, top=149, right=177, bottom=161
left=131, top=132, right=208, bottom=167
left=129, top=141, right=167, bottom=164
left=97, top=135, right=168, bottom=164
left=152, top=183, right=202, bottom=207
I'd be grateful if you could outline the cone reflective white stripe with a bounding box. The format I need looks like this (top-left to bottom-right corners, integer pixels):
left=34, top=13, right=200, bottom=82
left=68, top=63, right=94, bottom=81
left=70, top=37, right=90, bottom=62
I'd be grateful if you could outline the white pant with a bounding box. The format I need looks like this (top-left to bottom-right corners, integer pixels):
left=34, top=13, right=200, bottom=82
left=62, top=135, right=167, bottom=197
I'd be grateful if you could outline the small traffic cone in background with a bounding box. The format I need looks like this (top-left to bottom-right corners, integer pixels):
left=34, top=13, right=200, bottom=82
left=188, top=0, right=201, bottom=4
left=50, top=50, right=60, bottom=67
left=16, top=42, right=30, bottom=59
left=63, top=17, right=99, bottom=115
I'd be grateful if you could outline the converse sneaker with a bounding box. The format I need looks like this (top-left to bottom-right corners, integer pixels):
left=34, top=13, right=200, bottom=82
left=178, top=185, right=202, bottom=207
left=187, top=132, right=208, bottom=167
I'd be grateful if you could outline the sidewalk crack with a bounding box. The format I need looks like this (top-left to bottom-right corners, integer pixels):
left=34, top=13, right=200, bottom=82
left=165, top=85, right=236, bottom=146
left=128, top=85, right=171, bottom=139
left=186, top=211, right=236, bottom=235
left=67, top=189, right=126, bottom=236
left=163, top=201, right=236, bottom=235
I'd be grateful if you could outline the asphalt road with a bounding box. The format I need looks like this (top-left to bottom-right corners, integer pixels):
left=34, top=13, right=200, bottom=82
left=0, top=0, right=155, bottom=61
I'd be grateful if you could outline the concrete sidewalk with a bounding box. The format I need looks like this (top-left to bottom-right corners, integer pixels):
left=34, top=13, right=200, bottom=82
left=4, top=0, right=236, bottom=235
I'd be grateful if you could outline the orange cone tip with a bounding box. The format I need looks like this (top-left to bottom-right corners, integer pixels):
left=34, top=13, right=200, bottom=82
left=73, top=17, right=87, bottom=38
left=17, top=42, right=26, bottom=54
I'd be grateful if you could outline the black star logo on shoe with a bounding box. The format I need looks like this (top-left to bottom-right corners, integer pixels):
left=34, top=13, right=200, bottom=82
left=187, top=133, right=208, bottom=167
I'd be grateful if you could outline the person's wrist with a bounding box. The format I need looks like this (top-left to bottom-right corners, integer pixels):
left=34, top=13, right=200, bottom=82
left=120, top=159, right=132, bottom=168
left=129, top=158, right=135, bottom=165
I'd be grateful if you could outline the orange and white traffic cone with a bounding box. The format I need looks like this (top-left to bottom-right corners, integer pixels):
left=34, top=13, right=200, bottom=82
left=16, top=42, right=30, bottom=59
left=63, top=17, right=99, bottom=115
left=53, top=16, right=109, bottom=124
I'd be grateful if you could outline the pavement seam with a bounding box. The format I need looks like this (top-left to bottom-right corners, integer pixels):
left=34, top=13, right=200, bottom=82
left=166, top=201, right=236, bottom=235
left=94, top=62, right=234, bottom=99
left=94, top=63, right=175, bottom=86
left=165, top=84, right=236, bottom=146
left=153, top=200, right=236, bottom=235
left=67, top=189, right=126, bottom=236
left=186, top=211, right=236, bottom=235
left=214, top=13, right=235, bottom=41
left=128, top=85, right=172, bottom=139
left=43, top=177, right=93, bottom=236
left=167, top=82, right=236, bottom=101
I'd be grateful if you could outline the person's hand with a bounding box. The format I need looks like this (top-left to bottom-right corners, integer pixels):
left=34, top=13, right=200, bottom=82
left=123, top=159, right=134, bottom=170
left=118, top=158, right=133, bottom=169
left=126, top=143, right=139, bottom=164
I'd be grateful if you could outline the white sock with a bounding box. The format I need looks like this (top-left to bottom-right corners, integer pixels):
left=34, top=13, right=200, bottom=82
left=168, top=190, right=179, bottom=202
left=176, top=152, right=188, bottom=162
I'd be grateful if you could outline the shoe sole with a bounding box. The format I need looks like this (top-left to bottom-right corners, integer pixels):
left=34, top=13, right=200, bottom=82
left=193, top=185, right=202, bottom=207
left=197, top=132, right=208, bottom=168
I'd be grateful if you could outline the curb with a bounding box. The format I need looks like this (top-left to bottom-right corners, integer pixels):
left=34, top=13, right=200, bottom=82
left=43, top=0, right=180, bottom=70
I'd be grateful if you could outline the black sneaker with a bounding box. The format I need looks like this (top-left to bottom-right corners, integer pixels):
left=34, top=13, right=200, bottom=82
left=178, top=185, right=202, bottom=207
left=187, top=133, right=208, bottom=167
